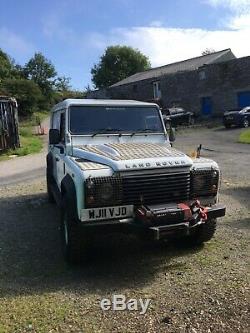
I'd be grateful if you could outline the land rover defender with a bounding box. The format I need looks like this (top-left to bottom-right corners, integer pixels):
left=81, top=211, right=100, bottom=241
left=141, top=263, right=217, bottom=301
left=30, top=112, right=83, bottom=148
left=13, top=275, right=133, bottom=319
left=47, top=99, right=226, bottom=263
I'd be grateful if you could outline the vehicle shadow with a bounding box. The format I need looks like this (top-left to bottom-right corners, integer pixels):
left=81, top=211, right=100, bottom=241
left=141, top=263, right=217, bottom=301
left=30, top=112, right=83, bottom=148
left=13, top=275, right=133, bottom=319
left=0, top=192, right=203, bottom=298
left=221, top=186, right=250, bottom=230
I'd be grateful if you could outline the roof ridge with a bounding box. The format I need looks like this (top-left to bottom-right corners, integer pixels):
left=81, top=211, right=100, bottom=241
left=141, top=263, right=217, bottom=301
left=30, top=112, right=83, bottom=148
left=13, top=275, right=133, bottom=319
left=133, top=48, right=232, bottom=75
left=111, top=48, right=232, bottom=87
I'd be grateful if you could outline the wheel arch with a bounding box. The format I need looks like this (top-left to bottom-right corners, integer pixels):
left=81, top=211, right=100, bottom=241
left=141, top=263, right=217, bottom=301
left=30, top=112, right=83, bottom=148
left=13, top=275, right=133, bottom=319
left=46, top=152, right=54, bottom=175
left=61, top=174, right=79, bottom=221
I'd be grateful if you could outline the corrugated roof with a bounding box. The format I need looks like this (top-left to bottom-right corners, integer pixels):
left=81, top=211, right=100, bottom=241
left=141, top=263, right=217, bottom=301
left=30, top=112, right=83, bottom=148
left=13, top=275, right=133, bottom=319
left=111, top=49, right=234, bottom=87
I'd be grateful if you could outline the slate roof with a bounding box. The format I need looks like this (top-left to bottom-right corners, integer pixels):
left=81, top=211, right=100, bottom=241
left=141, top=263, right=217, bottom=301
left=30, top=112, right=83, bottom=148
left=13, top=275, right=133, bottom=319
left=111, top=49, right=234, bottom=87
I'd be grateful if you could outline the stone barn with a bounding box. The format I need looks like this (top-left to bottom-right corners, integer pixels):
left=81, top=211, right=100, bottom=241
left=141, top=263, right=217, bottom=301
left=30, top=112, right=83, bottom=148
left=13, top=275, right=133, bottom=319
left=88, top=49, right=250, bottom=117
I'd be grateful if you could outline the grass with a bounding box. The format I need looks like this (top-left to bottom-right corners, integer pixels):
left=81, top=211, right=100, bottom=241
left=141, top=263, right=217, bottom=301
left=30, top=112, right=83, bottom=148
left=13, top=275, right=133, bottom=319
left=0, top=111, right=48, bottom=161
left=238, top=129, right=250, bottom=144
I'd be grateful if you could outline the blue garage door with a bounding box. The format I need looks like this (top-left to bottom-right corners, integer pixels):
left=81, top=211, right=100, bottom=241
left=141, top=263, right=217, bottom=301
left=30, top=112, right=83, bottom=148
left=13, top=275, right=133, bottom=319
left=201, top=97, right=212, bottom=116
left=238, top=91, right=250, bottom=108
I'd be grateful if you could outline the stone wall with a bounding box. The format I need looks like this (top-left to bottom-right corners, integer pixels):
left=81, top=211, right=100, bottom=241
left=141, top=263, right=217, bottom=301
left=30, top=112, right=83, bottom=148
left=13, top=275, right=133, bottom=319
left=106, top=56, right=250, bottom=116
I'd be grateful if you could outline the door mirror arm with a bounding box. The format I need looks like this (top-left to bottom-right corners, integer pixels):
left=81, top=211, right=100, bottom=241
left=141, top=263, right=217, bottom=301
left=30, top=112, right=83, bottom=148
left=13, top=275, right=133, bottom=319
left=54, top=145, right=65, bottom=154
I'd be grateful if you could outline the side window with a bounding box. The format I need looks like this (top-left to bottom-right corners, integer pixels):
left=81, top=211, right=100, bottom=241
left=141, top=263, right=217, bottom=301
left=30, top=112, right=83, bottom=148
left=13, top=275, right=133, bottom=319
left=199, top=70, right=206, bottom=80
left=60, top=112, right=65, bottom=143
left=52, top=111, right=60, bottom=130
left=153, top=81, right=161, bottom=99
left=52, top=110, right=65, bottom=143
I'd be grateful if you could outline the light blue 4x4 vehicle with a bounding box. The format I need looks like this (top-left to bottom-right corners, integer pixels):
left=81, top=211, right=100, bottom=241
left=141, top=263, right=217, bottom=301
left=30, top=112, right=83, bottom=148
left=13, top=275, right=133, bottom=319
left=47, top=99, right=225, bottom=264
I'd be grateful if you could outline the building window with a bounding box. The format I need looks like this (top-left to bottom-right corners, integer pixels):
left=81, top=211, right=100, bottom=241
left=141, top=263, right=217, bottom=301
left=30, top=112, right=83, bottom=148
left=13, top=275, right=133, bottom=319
left=153, top=81, right=161, bottom=99
left=199, top=70, right=206, bottom=80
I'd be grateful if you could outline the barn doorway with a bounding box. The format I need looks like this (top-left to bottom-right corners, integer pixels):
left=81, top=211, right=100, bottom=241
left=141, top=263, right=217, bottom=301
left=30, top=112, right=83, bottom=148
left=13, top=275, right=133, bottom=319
left=238, top=91, right=250, bottom=108
left=201, top=96, right=212, bottom=116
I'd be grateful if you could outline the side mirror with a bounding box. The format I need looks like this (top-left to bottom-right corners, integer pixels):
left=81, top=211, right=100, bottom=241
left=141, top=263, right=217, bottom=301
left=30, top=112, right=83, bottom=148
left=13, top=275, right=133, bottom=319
left=49, top=129, right=60, bottom=145
left=168, top=127, right=176, bottom=143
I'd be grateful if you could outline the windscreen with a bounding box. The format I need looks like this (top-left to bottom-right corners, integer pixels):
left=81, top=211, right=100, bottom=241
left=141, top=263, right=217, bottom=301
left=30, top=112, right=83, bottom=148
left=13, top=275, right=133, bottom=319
left=69, top=105, right=164, bottom=135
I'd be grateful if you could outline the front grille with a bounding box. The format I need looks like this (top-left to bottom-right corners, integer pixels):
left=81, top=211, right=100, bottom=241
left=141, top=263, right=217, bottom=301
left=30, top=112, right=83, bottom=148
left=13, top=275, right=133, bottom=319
left=122, top=171, right=190, bottom=206
left=191, top=169, right=219, bottom=198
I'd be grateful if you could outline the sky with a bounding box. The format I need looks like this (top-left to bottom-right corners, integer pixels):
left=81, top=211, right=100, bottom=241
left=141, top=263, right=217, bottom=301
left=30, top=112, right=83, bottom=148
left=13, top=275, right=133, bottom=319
left=0, top=0, right=250, bottom=90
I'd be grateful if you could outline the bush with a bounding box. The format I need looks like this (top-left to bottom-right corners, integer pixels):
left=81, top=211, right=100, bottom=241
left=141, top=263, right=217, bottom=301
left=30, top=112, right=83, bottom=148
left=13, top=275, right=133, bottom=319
left=1, top=78, right=43, bottom=116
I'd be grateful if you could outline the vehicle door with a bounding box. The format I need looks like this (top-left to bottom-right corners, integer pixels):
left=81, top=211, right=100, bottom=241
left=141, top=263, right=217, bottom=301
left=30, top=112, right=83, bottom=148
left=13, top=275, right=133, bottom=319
left=50, top=110, right=66, bottom=188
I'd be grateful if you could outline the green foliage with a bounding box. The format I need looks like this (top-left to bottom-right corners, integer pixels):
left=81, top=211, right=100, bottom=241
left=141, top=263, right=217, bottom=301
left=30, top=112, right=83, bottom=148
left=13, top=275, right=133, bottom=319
left=0, top=49, right=25, bottom=82
left=23, top=52, right=57, bottom=98
left=0, top=49, right=13, bottom=81
left=91, top=45, right=151, bottom=88
left=55, top=76, right=71, bottom=92
left=2, top=78, right=43, bottom=116
left=0, top=49, right=84, bottom=118
left=202, top=48, right=216, bottom=55
left=53, top=89, right=86, bottom=104
left=239, top=129, right=250, bottom=144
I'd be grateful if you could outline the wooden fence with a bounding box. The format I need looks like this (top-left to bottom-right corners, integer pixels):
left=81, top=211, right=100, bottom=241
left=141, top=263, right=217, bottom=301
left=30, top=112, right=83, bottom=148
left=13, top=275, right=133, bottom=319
left=0, top=97, right=20, bottom=152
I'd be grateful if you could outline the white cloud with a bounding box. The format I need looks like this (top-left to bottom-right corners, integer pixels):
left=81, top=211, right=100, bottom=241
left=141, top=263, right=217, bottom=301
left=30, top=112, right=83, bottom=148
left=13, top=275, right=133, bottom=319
left=0, top=27, right=34, bottom=57
left=205, top=0, right=250, bottom=29
left=89, top=25, right=250, bottom=68
left=149, top=21, right=164, bottom=28
left=206, top=0, right=250, bottom=11
left=87, top=0, right=250, bottom=66
left=229, top=12, right=250, bottom=29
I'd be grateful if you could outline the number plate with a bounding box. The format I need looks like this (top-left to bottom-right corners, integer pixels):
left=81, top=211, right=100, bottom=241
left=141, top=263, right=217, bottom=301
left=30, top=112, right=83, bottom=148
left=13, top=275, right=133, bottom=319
left=81, top=205, right=134, bottom=222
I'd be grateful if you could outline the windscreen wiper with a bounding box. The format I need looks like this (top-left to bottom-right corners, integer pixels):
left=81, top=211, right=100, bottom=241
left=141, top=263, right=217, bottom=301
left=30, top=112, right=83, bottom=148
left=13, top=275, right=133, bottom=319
left=130, top=129, right=158, bottom=137
left=91, top=128, right=123, bottom=137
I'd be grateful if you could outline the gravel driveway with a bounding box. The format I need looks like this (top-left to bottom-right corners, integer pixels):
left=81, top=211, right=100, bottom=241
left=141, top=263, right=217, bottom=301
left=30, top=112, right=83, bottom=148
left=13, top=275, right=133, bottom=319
left=0, top=127, right=249, bottom=333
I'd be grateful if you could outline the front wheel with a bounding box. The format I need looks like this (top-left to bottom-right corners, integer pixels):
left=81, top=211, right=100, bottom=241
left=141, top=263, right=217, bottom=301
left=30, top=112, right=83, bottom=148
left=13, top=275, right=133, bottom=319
left=242, top=118, right=249, bottom=128
left=179, top=218, right=217, bottom=247
left=61, top=196, right=90, bottom=264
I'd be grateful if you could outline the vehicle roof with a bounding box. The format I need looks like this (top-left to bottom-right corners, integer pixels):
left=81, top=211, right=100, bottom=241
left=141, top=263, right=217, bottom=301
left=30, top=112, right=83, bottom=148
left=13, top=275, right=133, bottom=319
left=51, top=99, right=159, bottom=112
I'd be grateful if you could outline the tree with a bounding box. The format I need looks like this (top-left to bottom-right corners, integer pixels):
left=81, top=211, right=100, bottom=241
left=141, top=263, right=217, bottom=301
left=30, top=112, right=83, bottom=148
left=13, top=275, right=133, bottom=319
left=55, top=76, right=71, bottom=92
left=91, top=45, right=151, bottom=88
left=0, top=49, right=14, bottom=82
left=2, top=78, right=43, bottom=116
left=23, top=52, right=57, bottom=97
left=202, top=48, right=216, bottom=55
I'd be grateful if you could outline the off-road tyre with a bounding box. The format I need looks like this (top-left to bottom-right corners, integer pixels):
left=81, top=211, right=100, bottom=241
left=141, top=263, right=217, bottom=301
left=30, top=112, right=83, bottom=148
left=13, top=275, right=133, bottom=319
left=61, top=195, right=90, bottom=265
left=180, top=218, right=217, bottom=247
left=46, top=170, right=55, bottom=204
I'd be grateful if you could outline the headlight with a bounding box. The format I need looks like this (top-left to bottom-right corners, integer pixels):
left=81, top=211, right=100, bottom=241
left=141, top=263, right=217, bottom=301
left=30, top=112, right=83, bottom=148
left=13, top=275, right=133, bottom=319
left=85, top=176, right=123, bottom=208
left=191, top=169, right=219, bottom=198
left=99, top=183, right=113, bottom=201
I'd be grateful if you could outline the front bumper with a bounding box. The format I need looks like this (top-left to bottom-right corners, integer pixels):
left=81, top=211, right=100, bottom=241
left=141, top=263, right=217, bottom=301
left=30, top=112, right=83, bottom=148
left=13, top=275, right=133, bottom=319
left=81, top=202, right=226, bottom=240
left=149, top=203, right=225, bottom=240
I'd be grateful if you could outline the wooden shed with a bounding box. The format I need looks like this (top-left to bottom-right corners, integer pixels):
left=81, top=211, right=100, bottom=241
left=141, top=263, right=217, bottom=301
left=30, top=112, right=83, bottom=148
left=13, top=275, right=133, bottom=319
left=0, top=96, right=20, bottom=152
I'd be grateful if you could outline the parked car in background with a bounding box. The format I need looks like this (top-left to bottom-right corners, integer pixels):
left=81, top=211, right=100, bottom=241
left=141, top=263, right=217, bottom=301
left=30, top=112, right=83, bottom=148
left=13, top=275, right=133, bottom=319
left=163, top=107, right=195, bottom=128
left=223, top=106, right=250, bottom=128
